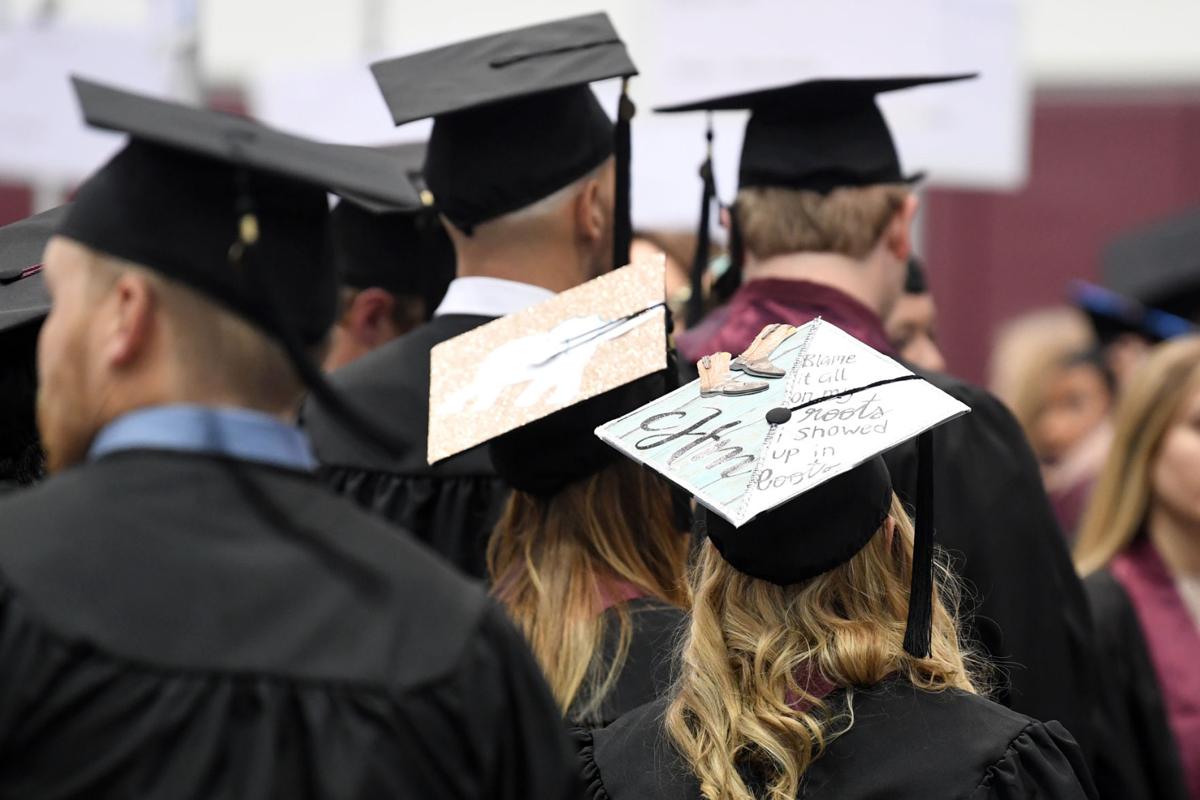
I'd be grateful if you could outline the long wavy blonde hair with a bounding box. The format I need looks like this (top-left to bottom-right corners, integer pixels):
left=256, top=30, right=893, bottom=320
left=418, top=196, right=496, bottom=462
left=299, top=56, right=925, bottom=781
left=489, top=459, right=690, bottom=722
left=1075, top=336, right=1200, bottom=574
left=665, top=494, right=979, bottom=800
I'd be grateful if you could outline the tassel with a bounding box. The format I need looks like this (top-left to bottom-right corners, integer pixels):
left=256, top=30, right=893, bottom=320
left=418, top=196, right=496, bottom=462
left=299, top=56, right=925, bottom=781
left=612, top=77, right=635, bottom=270
left=712, top=200, right=744, bottom=305
left=685, top=113, right=716, bottom=327
left=903, top=430, right=936, bottom=658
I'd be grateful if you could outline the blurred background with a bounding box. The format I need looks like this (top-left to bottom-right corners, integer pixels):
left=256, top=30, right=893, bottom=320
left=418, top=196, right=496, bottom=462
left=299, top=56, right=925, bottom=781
left=2, top=0, right=1199, bottom=384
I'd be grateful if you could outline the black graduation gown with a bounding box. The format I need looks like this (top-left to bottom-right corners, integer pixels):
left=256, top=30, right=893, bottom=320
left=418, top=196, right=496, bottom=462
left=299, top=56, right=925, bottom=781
left=882, top=368, right=1098, bottom=758
left=568, top=598, right=687, bottom=729
left=577, top=681, right=1098, bottom=799
left=0, top=449, right=580, bottom=800
left=304, top=314, right=508, bottom=579
left=1083, top=570, right=1189, bottom=800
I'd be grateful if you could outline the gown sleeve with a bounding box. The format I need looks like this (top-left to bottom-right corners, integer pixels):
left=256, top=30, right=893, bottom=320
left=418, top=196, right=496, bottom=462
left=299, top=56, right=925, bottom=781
left=970, top=721, right=1098, bottom=800
left=461, top=602, right=583, bottom=800
left=573, top=726, right=613, bottom=800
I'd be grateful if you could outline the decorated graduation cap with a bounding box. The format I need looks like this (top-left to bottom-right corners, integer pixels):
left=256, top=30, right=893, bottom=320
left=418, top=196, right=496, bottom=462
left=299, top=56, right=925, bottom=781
left=57, top=77, right=421, bottom=454
left=1102, top=208, right=1200, bottom=322
left=1072, top=281, right=1194, bottom=345
left=370, top=12, right=637, bottom=267
left=329, top=142, right=454, bottom=318
left=656, top=74, right=975, bottom=324
left=598, top=318, right=969, bottom=656
left=427, top=256, right=668, bottom=473
left=0, top=205, right=65, bottom=334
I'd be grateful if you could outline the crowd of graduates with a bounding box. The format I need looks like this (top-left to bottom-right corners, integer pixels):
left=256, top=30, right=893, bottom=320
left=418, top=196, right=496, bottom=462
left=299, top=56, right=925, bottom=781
left=0, top=11, right=1197, bottom=800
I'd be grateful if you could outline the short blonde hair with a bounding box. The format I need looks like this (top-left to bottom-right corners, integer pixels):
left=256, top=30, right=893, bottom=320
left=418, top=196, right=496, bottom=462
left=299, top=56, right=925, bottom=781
left=735, top=184, right=909, bottom=261
left=88, top=253, right=309, bottom=413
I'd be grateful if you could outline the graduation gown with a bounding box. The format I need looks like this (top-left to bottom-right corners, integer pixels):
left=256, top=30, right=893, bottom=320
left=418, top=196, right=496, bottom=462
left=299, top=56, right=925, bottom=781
left=0, top=449, right=580, bottom=799
left=676, top=279, right=1098, bottom=755
left=578, top=680, right=1096, bottom=799
left=568, top=598, right=687, bottom=728
left=304, top=313, right=507, bottom=579
left=1084, top=568, right=1189, bottom=800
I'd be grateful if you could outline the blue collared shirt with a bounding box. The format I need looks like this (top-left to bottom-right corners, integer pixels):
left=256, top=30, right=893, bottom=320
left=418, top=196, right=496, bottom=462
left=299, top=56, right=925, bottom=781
left=88, top=404, right=318, bottom=472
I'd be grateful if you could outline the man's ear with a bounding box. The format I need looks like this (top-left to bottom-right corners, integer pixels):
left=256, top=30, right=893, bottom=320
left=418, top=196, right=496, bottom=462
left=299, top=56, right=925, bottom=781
left=103, top=272, right=156, bottom=369
left=346, top=288, right=398, bottom=345
left=573, top=176, right=607, bottom=245
left=883, top=193, right=920, bottom=262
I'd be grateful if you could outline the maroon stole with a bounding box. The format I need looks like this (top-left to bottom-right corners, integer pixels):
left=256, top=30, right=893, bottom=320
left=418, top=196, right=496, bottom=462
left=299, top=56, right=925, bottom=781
left=1112, top=536, right=1200, bottom=798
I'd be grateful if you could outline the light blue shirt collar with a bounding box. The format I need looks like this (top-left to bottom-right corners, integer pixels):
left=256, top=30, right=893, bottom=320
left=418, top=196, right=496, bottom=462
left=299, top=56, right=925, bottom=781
left=88, top=404, right=318, bottom=472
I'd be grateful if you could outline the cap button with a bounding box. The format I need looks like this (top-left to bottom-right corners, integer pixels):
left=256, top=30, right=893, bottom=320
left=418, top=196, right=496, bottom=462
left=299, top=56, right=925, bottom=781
left=765, top=407, right=792, bottom=425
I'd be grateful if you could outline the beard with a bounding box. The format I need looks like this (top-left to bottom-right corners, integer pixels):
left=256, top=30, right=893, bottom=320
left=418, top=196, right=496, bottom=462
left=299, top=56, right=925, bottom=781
left=36, top=330, right=104, bottom=475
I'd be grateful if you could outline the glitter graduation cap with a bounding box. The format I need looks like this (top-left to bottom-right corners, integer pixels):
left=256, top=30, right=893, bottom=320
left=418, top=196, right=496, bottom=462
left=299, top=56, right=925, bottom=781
left=370, top=12, right=638, bottom=268
left=655, top=74, right=976, bottom=324
left=0, top=205, right=66, bottom=334
left=56, top=77, right=424, bottom=455
left=597, top=318, right=969, bottom=655
left=426, top=256, right=667, bottom=466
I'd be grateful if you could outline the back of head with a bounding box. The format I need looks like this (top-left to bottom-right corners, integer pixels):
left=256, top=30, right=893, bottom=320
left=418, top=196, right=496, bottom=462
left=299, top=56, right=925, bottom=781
left=666, top=495, right=977, bottom=800
left=1076, top=335, right=1200, bottom=573
left=735, top=183, right=910, bottom=263
left=487, top=368, right=688, bottom=719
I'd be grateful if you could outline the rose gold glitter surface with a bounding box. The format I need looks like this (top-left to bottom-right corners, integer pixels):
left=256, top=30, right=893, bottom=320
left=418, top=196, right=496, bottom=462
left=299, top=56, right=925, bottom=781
left=428, top=257, right=667, bottom=463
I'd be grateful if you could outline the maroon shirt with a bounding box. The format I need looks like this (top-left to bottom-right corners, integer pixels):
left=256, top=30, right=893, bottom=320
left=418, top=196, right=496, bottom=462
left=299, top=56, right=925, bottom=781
left=676, top=279, right=897, bottom=363
left=1112, top=536, right=1200, bottom=798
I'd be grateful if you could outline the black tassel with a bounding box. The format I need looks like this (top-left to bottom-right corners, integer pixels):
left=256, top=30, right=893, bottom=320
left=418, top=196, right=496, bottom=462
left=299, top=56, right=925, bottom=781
left=685, top=114, right=716, bottom=327
left=712, top=201, right=744, bottom=304
left=612, top=77, right=635, bottom=270
left=903, top=431, right=936, bottom=658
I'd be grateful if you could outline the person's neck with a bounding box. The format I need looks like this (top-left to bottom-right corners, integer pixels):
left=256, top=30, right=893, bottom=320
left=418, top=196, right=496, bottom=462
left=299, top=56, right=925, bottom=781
left=1147, top=504, right=1200, bottom=577
left=455, top=240, right=590, bottom=294
left=744, top=252, right=885, bottom=317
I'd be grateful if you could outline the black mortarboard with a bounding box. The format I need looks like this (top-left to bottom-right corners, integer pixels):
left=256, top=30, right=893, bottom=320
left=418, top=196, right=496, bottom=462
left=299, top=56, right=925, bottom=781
left=57, top=77, right=421, bottom=454
left=329, top=143, right=454, bottom=317
left=1072, top=281, right=1194, bottom=345
left=370, top=13, right=637, bottom=267
left=658, top=75, right=975, bottom=318
left=1103, top=208, right=1200, bottom=321
left=0, top=206, right=65, bottom=334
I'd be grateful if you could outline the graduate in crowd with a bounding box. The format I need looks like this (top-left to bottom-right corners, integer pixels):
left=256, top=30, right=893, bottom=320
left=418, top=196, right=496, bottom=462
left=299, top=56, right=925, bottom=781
left=305, top=13, right=638, bottom=579
left=579, top=351, right=1096, bottom=799
left=441, top=271, right=690, bottom=727
left=0, top=207, right=61, bottom=490
left=322, top=142, right=455, bottom=372
left=487, top=370, right=689, bottom=727
left=0, top=79, right=580, bottom=799
left=1076, top=336, right=1200, bottom=800
left=657, top=75, right=1097, bottom=752
left=885, top=255, right=946, bottom=372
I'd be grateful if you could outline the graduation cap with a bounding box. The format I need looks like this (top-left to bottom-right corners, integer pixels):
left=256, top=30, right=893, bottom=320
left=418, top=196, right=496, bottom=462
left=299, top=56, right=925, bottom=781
left=1072, top=281, right=1193, bottom=345
left=329, top=142, right=454, bottom=318
left=656, top=75, right=976, bottom=324
left=0, top=206, right=66, bottom=334
left=57, top=77, right=422, bottom=455
left=1102, top=208, right=1200, bottom=321
left=597, top=318, right=969, bottom=656
left=427, top=256, right=668, bottom=466
left=370, top=12, right=638, bottom=268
